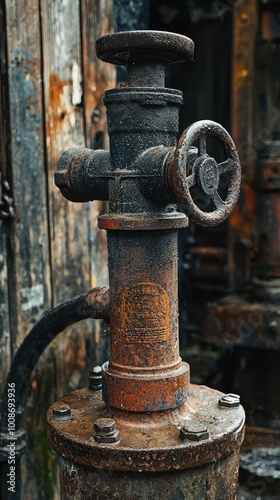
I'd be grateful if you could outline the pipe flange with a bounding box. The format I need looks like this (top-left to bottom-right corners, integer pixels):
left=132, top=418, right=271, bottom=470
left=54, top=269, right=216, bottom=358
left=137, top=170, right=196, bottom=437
left=47, top=385, right=245, bottom=473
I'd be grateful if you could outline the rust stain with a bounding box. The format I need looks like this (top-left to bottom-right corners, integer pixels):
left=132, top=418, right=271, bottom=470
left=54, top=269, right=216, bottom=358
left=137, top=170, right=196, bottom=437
left=230, top=184, right=256, bottom=244
left=47, top=386, right=245, bottom=472
left=121, top=283, right=170, bottom=344
left=46, top=73, right=72, bottom=144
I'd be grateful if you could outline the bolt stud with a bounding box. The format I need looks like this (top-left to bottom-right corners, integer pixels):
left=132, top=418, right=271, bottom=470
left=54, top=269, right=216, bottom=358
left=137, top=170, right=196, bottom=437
left=88, top=365, right=102, bottom=391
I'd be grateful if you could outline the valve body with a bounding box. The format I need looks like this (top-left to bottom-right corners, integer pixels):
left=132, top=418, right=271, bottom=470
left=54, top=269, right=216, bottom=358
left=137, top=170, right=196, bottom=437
left=47, top=31, right=245, bottom=499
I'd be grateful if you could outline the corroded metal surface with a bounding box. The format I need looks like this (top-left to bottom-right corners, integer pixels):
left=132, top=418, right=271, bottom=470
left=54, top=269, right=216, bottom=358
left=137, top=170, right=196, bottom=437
left=96, top=30, right=194, bottom=65
left=47, top=386, right=245, bottom=472
left=51, top=30, right=244, bottom=496
left=241, top=425, right=280, bottom=453
left=58, top=452, right=241, bottom=500
left=205, top=295, right=280, bottom=350
left=59, top=31, right=195, bottom=412
left=103, top=229, right=189, bottom=412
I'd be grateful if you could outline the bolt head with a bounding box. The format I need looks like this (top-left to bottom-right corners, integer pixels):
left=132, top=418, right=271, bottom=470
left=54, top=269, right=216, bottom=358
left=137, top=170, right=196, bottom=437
left=53, top=404, right=71, bottom=418
left=219, top=393, right=240, bottom=408
left=93, top=418, right=119, bottom=444
left=94, top=418, right=116, bottom=434
left=179, top=423, right=209, bottom=442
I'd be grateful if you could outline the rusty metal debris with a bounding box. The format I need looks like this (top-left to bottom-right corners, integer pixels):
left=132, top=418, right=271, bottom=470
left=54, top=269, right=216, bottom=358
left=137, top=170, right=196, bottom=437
left=49, top=30, right=244, bottom=499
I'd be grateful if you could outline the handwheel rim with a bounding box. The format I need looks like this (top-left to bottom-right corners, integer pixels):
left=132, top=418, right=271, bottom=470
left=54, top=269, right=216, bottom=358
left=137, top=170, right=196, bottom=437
left=174, top=120, right=241, bottom=227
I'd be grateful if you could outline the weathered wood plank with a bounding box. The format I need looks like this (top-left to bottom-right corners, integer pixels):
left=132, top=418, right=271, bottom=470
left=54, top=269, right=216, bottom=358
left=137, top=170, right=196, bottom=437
left=5, top=0, right=51, bottom=345
left=3, top=0, right=53, bottom=497
left=40, top=0, right=94, bottom=401
left=41, top=0, right=89, bottom=303
left=0, top=0, right=11, bottom=396
left=81, top=0, right=115, bottom=364
left=81, top=0, right=115, bottom=151
left=81, top=0, right=115, bottom=290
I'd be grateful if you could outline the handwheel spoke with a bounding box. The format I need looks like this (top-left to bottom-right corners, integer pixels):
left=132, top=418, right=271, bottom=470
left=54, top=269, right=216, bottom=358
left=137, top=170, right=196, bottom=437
left=217, top=158, right=234, bottom=174
left=211, top=191, right=224, bottom=209
left=198, top=136, right=207, bottom=155
left=186, top=173, right=195, bottom=187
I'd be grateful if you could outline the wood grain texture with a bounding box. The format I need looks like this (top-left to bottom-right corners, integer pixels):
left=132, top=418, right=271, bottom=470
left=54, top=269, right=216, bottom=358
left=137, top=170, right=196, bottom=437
left=40, top=0, right=92, bottom=410
left=3, top=0, right=53, bottom=498
left=41, top=0, right=89, bottom=304
left=81, top=0, right=114, bottom=290
left=0, top=0, right=11, bottom=395
left=81, top=0, right=115, bottom=365
left=5, top=0, right=51, bottom=344
left=81, top=0, right=115, bottom=151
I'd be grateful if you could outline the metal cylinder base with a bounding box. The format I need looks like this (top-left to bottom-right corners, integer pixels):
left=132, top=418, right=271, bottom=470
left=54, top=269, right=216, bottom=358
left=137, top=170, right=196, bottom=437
left=59, top=451, right=241, bottom=500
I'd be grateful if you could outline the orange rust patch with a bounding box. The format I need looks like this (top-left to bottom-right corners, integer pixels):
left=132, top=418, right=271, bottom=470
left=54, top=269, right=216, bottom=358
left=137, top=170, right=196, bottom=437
left=46, top=73, right=72, bottom=138
left=49, top=74, right=71, bottom=109
left=230, top=184, right=256, bottom=238
left=121, top=282, right=170, bottom=343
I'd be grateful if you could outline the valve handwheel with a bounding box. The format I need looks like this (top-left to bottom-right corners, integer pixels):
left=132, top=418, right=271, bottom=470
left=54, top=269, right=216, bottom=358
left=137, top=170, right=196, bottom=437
left=167, top=120, right=241, bottom=227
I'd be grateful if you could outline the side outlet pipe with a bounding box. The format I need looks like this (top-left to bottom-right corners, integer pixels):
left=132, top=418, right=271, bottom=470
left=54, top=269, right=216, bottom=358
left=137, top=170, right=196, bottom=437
left=0, top=286, right=109, bottom=500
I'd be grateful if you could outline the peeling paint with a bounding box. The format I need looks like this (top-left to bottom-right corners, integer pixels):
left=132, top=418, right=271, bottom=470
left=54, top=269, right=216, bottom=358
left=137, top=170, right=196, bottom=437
left=71, top=60, right=82, bottom=105
left=21, top=284, right=44, bottom=311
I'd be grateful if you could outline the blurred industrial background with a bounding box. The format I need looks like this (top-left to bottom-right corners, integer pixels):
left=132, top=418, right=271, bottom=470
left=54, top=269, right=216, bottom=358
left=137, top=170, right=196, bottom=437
left=0, top=0, right=280, bottom=498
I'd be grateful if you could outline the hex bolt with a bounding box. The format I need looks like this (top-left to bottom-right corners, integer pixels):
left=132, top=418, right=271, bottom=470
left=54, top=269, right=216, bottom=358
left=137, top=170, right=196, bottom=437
left=93, top=417, right=120, bottom=444
left=219, top=393, right=240, bottom=408
left=179, top=423, right=209, bottom=442
left=53, top=404, right=71, bottom=419
left=88, top=365, right=102, bottom=391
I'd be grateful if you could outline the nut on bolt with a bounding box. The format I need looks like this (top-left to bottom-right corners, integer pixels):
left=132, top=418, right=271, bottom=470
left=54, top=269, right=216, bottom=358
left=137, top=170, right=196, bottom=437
left=179, top=423, right=209, bottom=442
left=219, top=393, right=240, bottom=408
left=93, top=418, right=120, bottom=444
left=88, top=365, right=102, bottom=391
left=53, top=404, right=71, bottom=419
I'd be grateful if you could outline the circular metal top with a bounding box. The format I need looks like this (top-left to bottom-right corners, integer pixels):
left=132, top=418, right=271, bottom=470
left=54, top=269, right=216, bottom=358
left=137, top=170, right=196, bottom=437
left=47, top=385, right=245, bottom=472
left=96, top=31, right=194, bottom=66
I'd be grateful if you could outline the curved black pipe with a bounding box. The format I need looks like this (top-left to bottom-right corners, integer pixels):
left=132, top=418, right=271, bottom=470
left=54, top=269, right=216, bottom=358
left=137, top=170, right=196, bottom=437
left=0, top=286, right=109, bottom=500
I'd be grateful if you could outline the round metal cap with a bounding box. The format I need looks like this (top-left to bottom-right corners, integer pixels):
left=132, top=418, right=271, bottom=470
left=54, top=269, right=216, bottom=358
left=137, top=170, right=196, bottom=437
left=96, top=30, right=194, bottom=66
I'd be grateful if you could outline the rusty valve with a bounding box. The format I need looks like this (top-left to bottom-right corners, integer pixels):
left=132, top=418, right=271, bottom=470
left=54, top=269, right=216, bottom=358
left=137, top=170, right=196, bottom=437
left=166, top=120, right=241, bottom=227
left=48, top=31, right=245, bottom=500
left=53, top=30, right=242, bottom=413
